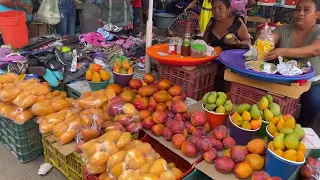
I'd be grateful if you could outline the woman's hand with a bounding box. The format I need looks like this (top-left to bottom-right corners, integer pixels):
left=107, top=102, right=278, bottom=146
left=225, top=40, right=242, bottom=47
left=265, top=48, right=284, bottom=61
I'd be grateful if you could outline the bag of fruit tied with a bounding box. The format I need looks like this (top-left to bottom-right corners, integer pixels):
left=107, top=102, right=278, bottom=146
left=254, top=23, right=275, bottom=61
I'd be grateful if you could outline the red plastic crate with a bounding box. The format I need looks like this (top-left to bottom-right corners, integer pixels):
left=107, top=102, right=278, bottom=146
left=230, top=83, right=300, bottom=115
left=158, top=63, right=218, bottom=101
left=258, top=0, right=276, bottom=3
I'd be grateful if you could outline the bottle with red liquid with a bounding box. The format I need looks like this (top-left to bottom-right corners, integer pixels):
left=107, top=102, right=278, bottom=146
left=181, top=17, right=191, bottom=56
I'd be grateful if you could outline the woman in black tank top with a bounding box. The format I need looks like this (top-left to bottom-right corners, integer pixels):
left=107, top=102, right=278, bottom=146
left=203, top=0, right=251, bottom=50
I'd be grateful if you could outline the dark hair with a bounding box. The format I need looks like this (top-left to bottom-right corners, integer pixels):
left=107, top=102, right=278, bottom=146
left=299, top=0, right=320, bottom=10
left=212, top=0, right=231, bottom=8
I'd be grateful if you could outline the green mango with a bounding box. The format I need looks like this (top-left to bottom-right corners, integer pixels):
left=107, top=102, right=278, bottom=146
left=224, top=100, right=233, bottom=112
left=217, top=92, right=227, bottom=98
left=250, top=104, right=261, bottom=120
left=120, top=68, right=127, bottom=74
left=264, top=109, right=274, bottom=122
left=280, top=128, right=294, bottom=136
left=269, top=102, right=280, bottom=117
left=207, top=92, right=217, bottom=104
left=205, top=104, right=217, bottom=111
left=237, top=104, right=251, bottom=115
left=273, top=133, right=285, bottom=150
left=216, top=96, right=227, bottom=106
left=258, top=96, right=269, bottom=110
left=216, top=105, right=226, bottom=114
left=284, top=132, right=299, bottom=150
left=266, top=94, right=273, bottom=104
left=202, top=92, right=211, bottom=105
left=294, top=124, right=305, bottom=139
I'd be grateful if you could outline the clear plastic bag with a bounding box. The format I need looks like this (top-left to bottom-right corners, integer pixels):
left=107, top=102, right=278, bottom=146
left=78, top=90, right=108, bottom=109
left=31, top=98, right=72, bottom=116
left=37, top=0, right=61, bottom=25
left=254, top=23, right=275, bottom=61
left=54, top=118, right=80, bottom=145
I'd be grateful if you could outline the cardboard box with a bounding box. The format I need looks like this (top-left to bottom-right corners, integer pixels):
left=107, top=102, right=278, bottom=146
left=29, top=23, right=48, bottom=38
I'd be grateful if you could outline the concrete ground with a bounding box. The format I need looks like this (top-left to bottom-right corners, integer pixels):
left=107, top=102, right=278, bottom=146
left=0, top=144, right=65, bottom=180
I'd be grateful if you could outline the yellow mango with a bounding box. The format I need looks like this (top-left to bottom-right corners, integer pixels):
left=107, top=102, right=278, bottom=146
left=122, top=61, right=131, bottom=70
left=107, top=151, right=127, bottom=169
left=277, top=118, right=285, bottom=130
left=127, top=67, right=133, bottom=74
left=85, top=70, right=93, bottom=80
left=242, top=111, right=251, bottom=121
left=283, top=118, right=296, bottom=129
left=258, top=96, right=269, bottom=110
left=297, top=142, right=306, bottom=154
left=149, top=158, right=168, bottom=176
left=271, top=117, right=280, bottom=125
left=110, top=163, right=124, bottom=179
left=92, top=71, right=102, bottom=82
left=100, top=69, right=110, bottom=81
left=284, top=149, right=297, bottom=162
left=297, top=150, right=305, bottom=162
left=274, top=149, right=284, bottom=157
left=116, top=132, right=132, bottom=149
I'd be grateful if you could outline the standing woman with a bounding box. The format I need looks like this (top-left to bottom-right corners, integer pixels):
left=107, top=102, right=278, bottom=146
left=184, top=0, right=212, bottom=35
left=56, top=0, right=76, bottom=36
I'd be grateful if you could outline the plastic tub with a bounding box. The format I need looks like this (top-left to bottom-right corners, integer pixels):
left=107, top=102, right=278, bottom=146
left=266, top=125, right=274, bottom=142
left=255, top=120, right=269, bottom=138
left=203, top=104, right=230, bottom=129
left=191, top=44, right=206, bottom=58
left=154, top=13, right=177, bottom=29
left=88, top=80, right=110, bottom=91
left=265, top=148, right=305, bottom=180
left=229, top=115, right=261, bottom=145
left=113, top=71, right=134, bottom=88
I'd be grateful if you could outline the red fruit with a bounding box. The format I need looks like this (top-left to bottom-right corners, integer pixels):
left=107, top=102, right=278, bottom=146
left=126, top=122, right=143, bottom=133
left=192, top=127, right=206, bottom=137
left=132, top=97, right=149, bottom=110
left=152, top=111, right=167, bottom=124
left=190, top=136, right=201, bottom=148
left=162, top=127, right=173, bottom=141
left=198, top=137, right=213, bottom=152
left=252, top=171, right=270, bottom=180
left=181, top=141, right=197, bottom=158
left=230, top=146, right=248, bottom=163
left=266, top=177, right=283, bottom=180
left=129, top=79, right=143, bottom=89
left=223, top=136, right=237, bottom=149
left=214, top=156, right=235, bottom=173
left=166, top=110, right=176, bottom=119
left=191, top=111, right=207, bottom=127
left=169, top=121, right=185, bottom=134
left=208, top=136, right=224, bottom=151
left=170, top=100, right=187, bottom=113
left=174, top=113, right=185, bottom=122
left=185, top=121, right=196, bottom=134
left=300, top=165, right=313, bottom=178
left=151, top=124, right=164, bottom=136
left=172, top=134, right=186, bottom=149
left=212, top=125, right=228, bottom=140
left=143, top=116, right=155, bottom=130
left=307, top=157, right=319, bottom=169
left=146, top=105, right=155, bottom=112
left=182, top=112, right=191, bottom=121
left=203, top=148, right=218, bottom=163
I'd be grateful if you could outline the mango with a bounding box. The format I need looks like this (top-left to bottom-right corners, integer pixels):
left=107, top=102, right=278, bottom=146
left=224, top=101, right=233, bottom=112
left=284, top=149, right=298, bottom=162
left=250, top=104, right=261, bottom=120
left=273, top=133, right=285, bottom=150
left=202, top=92, right=211, bottom=104
left=149, top=159, right=168, bottom=176
left=100, top=69, right=110, bottom=81
left=283, top=117, right=296, bottom=129
left=127, top=67, right=133, bottom=74
left=269, top=102, right=280, bottom=117
left=216, top=105, right=226, bottom=114
left=237, top=104, right=251, bottom=115
left=247, top=139, right=266, bottom=155
left=91, top=71, right=102, bottom=82
left=268, top=141, right=275, bottom=152
left=250, top=119, right=262, bottom=130
left=266, top=94, right=273, bottom=104
left=232, top=115, right=243, bottom=126
left=234, top=162, right=253, bottom=179
left=259, top=96, right=269, bottom=110
left=277, top=118, right=285, bottom=130
left=241, top=121, right=251, bottom=130
left=268, top=122, right=279, bottom=135
left=297, top=150, right=305, bottom=162
left=120, top=91, right=135, bottom=103
left=270, top=117, right=280, bottom=125
left=217, top=92, right=227, bottom=98
left=264, top=109, right=274, bottom=122
left=294, top=124, right=305, bottom=139
left=297, top=142, right=306, bottom=154
left=245, top=154, right=264, bottom=170
left=122, top=61, right=131, bottom=69
left=280, top=128, right=294, bottom=135
left=284, top=132, right=299, bottom=150
left=207, top=92, right=217, bottom=104
left=86, top=70, right=93, bottom=80
left=120, top=68, right=127, bottom=74
left=205, top=103, right=216, bottom=111
left=216, top=96, right=227, bottom=106
left=274, top=149, right=284, bottom=157
left=242, top=111, right=251, bottom=121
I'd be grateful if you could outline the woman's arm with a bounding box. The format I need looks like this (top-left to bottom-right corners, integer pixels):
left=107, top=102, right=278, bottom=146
left=184, top=0, right=197, bottom=12
left=236, top=17, right=251, bottom=48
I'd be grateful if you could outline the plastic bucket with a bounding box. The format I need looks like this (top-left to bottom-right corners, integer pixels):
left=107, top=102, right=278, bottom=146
left=266, top=125, right=274, bottom=142
left=229, top=115, right=260, bottom=145
left=255, top=120, right=269, bottom=138
left=88, top=80, right=110, bottom=91
left=113, top=71, right=134, bottom=88
left=0, top=11, right=29, bottom=48
left=203, top=104, right=230, bottom=129
left=154, top=13, right=177, bottom=29
left=265, top=148, right=305, bottom=180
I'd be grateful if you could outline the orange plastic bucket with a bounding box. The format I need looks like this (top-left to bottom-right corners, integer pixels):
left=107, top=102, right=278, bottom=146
left=202, top=104, right=231, bottom=128
left=0, top=11, right=29, bottom=48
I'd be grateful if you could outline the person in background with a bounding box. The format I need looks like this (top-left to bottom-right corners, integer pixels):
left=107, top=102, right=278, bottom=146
left=131, top=0, right=142, bottom=28
left=265, top=0, right=320, bottom=127
left=203, top=0, right=250, bottom=50
left=141, top=0, right=148, bottom=23
left=185, top=0, right=212, bottom=35
left=0, top=0, right=32, bottom=45
left=56, top=0, right=76, bottom=36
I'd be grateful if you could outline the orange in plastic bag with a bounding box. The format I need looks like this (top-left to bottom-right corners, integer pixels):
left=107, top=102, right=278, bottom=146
left=29, top=84, right=50, bottom=96
left=50, top=98, right=70, bottom=112
left=80, top=108, right=104, bottom=127
left=57, top=129, right=77, bottom=144
left=12, top=91, right=38, bottom=108
left=0, top=74, right=15, bottom=83
left=100, top=139, right=119, bottom=155
left=86, top=163, right=106, bottom=175
left=4, top=105, right=21, bottom=120
left=81, top=127, right=100, bottom=142
left=78, top=95, right=107, bottom=109
left=0, top=87, right=23, bottom=102
left=82, top=139, right=102, bottom=156
left=99, top=172, right=113, bottom=180
left=15, top=110, right=34, bottom=124
left=31, top=100, right=54, bottom=116
left=89, top=151, right=110, bottom=167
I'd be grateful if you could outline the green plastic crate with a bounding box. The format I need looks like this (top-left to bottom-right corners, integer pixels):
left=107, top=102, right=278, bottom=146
left=183, top=169, right=213, bottom=180
left=67, top=85, right=82, bottom=99
left=289, top=150, right=320, bottom=180
left=50, top=84, right=66, bottom=92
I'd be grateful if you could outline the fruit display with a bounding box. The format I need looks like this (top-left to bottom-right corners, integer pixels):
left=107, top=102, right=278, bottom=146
left=299, top=156, right=320, bottom=179
left=86, top=64, right=111, bottom=82
left=113, top=56, right=134, bottom=74
left=267, top=114, right=305, bottom=140
left=268, top=131, right=305, bottom=162
left=79, top=130, right=183, bottom=179
left=202, top=91, right=233, bottom=114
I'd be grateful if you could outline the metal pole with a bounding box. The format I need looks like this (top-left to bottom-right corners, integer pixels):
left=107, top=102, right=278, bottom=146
left=145, top=0, right=154, bottom=73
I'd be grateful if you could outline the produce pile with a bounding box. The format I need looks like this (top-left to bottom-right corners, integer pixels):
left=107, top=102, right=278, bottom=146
left=85, top=64, right=111, bottom=82
left=202, top=91, right=233, bottom=113
left=113, top=56, right=134, bottom=74
left=79, top=130, right=183, bottom=179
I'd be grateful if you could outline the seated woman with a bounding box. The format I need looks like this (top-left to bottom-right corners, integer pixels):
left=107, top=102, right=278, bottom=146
left=203, top=0, right=250, bottom=50
left=265, top=0, right=320, bottom=127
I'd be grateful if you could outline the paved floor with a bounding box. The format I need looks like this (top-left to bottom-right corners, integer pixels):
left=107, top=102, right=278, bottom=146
left=0, top=144, right=65, bottom=180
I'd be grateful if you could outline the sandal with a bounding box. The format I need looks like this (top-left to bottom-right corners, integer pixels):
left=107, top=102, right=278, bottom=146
left=43, top=69, right=59, bottom=87
left=0, top=53, right=25, bottom=62
left=79, top=32, right=105, bottom=47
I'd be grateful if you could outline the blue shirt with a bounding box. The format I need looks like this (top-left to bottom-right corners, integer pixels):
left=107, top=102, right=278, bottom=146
left=0, top=0, right=32, bottom=21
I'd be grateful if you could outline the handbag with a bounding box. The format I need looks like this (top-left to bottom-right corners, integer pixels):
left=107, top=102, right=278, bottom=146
left=37, top=0, right=61, bottom=25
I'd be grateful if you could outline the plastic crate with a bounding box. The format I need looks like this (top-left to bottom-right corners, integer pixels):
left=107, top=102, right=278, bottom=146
left=0, top=116, right=43, bottom=163
left=158, top=62, right=218, bottom=101
left=183, top=169, right=213, bottom=180
left=230, top=83, right=300, bottom=115
left=67, top=85, right=82, bottom=99
left=42, top=135, right=83, bottom=180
